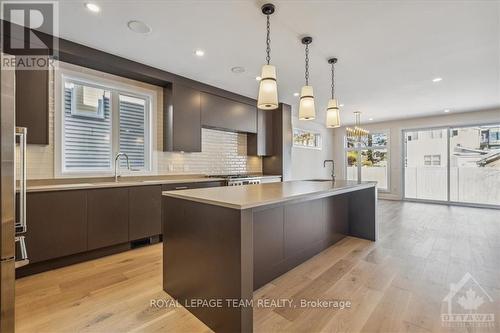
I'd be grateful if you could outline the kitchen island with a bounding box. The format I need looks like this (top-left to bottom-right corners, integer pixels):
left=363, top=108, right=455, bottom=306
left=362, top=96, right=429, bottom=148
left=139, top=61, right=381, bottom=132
left=162, top=180, right=377, bottom=333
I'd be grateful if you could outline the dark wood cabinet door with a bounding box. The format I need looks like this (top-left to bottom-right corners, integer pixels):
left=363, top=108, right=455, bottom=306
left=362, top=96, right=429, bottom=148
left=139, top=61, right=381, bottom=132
left=129, top=185, right=162, bottom=240
left=25, top=190, right=87, bottom=263
left=248, top=109, right=273, bottom=156
left=15, top=66, right=49, bottom=144
left=201, top=92, right=257, bottom=133
left=284, top=199, right=324, bottom=257
left=87, top=188, right=129, bottom=250
left=164, top=84, right=202, bottom=152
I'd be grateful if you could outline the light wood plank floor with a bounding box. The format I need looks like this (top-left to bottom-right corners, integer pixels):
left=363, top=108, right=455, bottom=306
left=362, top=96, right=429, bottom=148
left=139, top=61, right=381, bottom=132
left=16, top=201, right=500, bottom=332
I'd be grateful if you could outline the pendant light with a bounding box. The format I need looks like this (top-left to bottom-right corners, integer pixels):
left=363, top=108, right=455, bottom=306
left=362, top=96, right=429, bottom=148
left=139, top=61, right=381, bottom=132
left=299, top=36, right=315, bottom=120
left=326, top=57, right=341, bottom=128
left=346, top=111, right=369, bottom=142
left=257, top=3, right=278, bottom=110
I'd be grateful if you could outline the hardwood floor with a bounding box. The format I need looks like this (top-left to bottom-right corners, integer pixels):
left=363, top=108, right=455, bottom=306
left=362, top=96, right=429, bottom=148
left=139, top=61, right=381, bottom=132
left=15, top=200, right=500, bottom=332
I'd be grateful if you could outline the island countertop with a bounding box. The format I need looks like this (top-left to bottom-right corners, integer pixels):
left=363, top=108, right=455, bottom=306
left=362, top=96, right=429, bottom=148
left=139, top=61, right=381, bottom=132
left=162, top=179, right=376, bottom=210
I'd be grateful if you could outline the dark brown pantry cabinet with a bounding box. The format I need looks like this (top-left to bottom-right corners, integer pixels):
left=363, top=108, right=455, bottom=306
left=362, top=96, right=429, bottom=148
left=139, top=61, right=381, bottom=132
left=248, top=109, right=273, bottom=156
left=25, top=190, right=87, bottom=263
left=201, top=92, right=257, bottom=133
left=87, top=188, right=129, bottom=250
left=129, top=185, right=162, bottom=241
left=164, top=84, right=202, bottom=152
left=15, top=65, right=50, bottom=144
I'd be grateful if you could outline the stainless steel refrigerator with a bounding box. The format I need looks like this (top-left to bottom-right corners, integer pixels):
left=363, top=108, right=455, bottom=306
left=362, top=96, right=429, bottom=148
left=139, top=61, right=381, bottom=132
left=1, top=56, right=29, bottom=332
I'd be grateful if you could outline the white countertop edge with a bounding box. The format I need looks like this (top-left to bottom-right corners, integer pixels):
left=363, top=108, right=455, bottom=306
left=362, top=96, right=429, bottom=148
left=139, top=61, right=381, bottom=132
left=25, top=175, right=283, bottom=192
left=26, top=177, right=227, bottom=192
left=162, top=182, right=376, bottom=210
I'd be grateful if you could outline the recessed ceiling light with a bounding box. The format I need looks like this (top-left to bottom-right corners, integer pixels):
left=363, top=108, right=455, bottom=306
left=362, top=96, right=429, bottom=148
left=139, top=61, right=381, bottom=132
left=255, top=76, right=262, bottom=81
left=195, top=49, right=205, bottom=57
left=293, top=92, right=299, bottom=97
left=127, top=20, right=152, bottom=34
left=339, top=104, right=344, bottom=107
left=432, top=77, right=443, bottom=83
left=231, top=66, right=245, bottom=74
left=369, top=118, right=374, bottom=121
left=444, top=109, right=450, bottom=113
left=85, top=3, right=100, bottom=13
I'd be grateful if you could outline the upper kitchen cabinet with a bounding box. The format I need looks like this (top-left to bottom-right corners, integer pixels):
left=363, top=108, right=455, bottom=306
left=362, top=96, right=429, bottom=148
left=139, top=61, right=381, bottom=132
left=15, top=62, right=49, bottom=144
left=248, top=109, right=274, bottom=156
left=164, top=83, right=202, bottom=152
left=200, top=92, right=257, bottom=133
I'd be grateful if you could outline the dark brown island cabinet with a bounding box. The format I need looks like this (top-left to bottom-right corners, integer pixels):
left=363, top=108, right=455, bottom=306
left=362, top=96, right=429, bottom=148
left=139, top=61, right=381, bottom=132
left=17, top=180, right=223, bottom=277
left=162, top=181, right=377, bottom=333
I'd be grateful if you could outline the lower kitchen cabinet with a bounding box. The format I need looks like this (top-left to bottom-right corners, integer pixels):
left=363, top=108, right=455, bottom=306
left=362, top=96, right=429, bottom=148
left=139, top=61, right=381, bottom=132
left=25, top=190, right=87, bottom=263
left=129, top=185, right=162, bottom=240
left=87, top=188, right=129, bottom=250
left=20, top=181, right=224, bottom=275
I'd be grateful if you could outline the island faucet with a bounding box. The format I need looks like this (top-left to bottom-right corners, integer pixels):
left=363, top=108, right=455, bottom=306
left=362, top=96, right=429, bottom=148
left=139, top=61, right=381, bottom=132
left=323, top=160, right=335, bottom=181
left=114, top=152, right=131, bottom=182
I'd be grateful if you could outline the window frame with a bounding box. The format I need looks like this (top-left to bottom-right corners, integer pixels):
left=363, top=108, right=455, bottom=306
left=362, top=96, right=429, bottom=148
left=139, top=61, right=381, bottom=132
left=55, top=67, right=156, bottom=178
left=344, top=130, right=390, bottom=192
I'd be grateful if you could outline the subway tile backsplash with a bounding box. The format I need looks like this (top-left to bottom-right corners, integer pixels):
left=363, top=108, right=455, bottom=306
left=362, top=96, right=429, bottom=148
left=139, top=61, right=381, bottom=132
left=157, top=128, right=262, bottom=175
left=24, top=63, right=262, bottom=179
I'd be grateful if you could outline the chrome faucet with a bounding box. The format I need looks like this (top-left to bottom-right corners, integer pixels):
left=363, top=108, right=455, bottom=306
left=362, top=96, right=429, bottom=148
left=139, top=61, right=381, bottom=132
left=323, top=160, right=335, bottom=181
left=114, top=152, right=131, bottom=182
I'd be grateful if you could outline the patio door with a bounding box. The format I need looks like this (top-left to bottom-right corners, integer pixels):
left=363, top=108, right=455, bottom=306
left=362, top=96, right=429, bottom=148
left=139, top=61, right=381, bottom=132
left=403, top=124, right=500, bottom=208
left=403, top=128, right=449, bottom=202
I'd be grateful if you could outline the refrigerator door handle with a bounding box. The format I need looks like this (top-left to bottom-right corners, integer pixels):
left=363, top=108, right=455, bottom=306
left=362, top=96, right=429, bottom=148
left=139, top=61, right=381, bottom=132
left=15, top=236, right=29, bottom=269
left=15, top=127, right=27, bottom=234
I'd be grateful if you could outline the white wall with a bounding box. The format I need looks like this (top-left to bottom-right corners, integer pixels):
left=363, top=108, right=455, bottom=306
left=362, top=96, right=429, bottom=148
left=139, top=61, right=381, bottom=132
left=290, top=115, right=335, bottom=180
left=332, top=109, right=500, bottom=200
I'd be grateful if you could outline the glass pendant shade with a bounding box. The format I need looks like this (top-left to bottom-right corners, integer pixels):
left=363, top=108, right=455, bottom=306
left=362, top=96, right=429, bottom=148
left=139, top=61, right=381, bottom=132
left=326, top=99, right=340, bottom=128
left=298, top=85, right=315, bottom=120
left=257, top=64, right=278, bottom=110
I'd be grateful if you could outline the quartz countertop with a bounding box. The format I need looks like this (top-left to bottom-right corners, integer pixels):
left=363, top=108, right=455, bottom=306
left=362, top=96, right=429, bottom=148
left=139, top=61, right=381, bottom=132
left=162, top=180, right=376, bottom=210
left=24, top=174, right=282, bottom=192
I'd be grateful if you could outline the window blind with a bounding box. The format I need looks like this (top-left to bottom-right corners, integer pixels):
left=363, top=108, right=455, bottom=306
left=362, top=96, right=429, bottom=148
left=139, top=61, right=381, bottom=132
left=63, top=87, right=112, bottom=170
left=118, top=95, right=146, bottom=169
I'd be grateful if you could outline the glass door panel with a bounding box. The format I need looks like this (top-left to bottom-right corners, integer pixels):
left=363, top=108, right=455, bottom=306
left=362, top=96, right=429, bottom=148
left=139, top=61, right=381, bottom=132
left=450, top=125, right=500, bottom=205
left=346, top=150, right=359, bottom=181
left=361, top=149, right=388, bottom=190
left=404, top=128, right=448, bottom=201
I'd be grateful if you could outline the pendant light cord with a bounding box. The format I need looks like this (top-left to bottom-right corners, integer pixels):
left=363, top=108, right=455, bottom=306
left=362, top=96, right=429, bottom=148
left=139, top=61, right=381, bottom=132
left=305, top=43, right=310, bottom=85
left=331, top=62, right=335, bottom=99
left=266, top=15, right=271, bottom=65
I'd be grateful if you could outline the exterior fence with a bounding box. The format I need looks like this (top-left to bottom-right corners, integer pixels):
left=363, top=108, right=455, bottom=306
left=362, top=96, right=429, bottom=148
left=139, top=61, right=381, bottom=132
left=404, top=167, right=500, bottom=205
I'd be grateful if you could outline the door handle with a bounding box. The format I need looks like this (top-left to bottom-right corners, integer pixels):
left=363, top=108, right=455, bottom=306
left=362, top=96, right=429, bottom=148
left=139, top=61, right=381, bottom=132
left=15, top=236, right=29, bottom=269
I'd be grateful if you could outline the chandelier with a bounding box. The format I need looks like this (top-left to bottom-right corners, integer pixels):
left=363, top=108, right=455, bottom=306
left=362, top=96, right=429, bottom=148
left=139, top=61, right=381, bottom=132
left=346, top=111, right=369, bottom=141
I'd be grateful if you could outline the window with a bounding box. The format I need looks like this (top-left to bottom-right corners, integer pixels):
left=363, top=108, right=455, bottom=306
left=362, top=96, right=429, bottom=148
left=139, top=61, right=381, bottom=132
left=424, top=155, right=431, bottom=166
left=432, top=155, right=441, bottom=166
left=58, top=74, right=153, bottom=176
left=345, top=131, right=389, bottom=190
left=293, top=128, right=322, bottom=149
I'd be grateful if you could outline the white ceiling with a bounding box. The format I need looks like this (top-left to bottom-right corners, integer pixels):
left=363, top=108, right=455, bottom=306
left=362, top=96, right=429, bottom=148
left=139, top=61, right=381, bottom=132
left=56, top=0, right=500, bottom=125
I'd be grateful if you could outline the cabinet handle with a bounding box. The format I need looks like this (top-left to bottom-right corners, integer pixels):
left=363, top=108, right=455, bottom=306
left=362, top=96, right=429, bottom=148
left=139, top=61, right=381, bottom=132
left=175, top=186, right=189, bottom=190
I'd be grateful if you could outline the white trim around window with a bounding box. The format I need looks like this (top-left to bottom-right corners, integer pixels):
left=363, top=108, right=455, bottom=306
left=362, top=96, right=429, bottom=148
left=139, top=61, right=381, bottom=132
left=54, top=66, right=157, bottom=178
